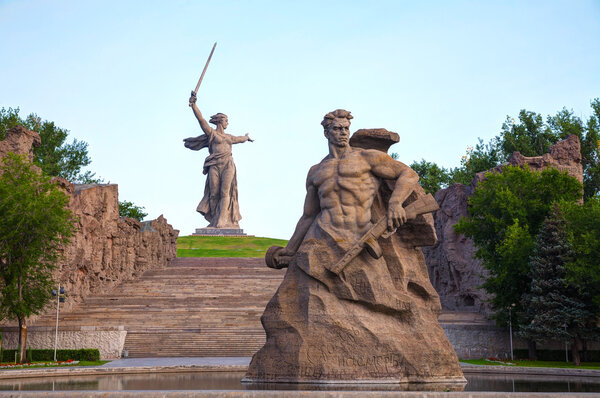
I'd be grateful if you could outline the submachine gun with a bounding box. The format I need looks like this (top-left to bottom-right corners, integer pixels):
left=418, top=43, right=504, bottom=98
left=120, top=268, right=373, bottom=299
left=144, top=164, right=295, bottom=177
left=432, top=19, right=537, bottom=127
left=328, top=193, right=439, bottom=275
left=266, top=193, right=439, bottom=273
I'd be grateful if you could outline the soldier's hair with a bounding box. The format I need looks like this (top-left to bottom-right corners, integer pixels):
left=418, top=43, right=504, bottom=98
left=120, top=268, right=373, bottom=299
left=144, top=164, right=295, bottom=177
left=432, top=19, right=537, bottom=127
left=321, top=109, right=353, bottom=130
left=209, top=113, right=228, bottom=125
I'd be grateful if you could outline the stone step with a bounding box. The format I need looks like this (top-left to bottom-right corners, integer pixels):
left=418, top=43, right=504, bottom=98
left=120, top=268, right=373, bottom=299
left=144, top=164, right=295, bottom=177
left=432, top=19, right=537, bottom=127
left=123, top=333, right=266, bottom=357
left=32, top=257, right=284, bottom=357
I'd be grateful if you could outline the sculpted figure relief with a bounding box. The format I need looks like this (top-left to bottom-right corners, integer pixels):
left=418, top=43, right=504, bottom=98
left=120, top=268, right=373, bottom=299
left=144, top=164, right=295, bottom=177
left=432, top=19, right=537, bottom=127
left=275, top=109, right=414, bottom=265
left=183, top=93, right=253, bottom=228
left=244, top=110, right=465, bottom=386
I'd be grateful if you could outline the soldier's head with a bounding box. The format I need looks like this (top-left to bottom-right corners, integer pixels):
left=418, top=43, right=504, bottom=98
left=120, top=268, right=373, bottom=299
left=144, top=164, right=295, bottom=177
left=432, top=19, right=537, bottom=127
left=210, top=113, right=229, bottom=129
left=322, top=109, right=353, bottom=147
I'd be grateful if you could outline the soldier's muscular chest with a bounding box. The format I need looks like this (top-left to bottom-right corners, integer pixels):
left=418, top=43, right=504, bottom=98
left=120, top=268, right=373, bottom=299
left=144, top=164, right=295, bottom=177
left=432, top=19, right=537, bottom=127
left=311, top=155, right=372, bottom=191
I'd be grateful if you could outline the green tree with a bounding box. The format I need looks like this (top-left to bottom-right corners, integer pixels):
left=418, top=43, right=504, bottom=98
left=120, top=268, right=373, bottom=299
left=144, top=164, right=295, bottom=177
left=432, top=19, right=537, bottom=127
left=519, top=206, right=597, bottom=366
left=409, top=159, right=452, bottom=194
left=582, top=99, right=600, bottom=198
left=0, top=153, right=76, bottom=362
left=498, top=100, right=600, bottom=198
left=0, top=108, right=21, bottom=139
left=546, top=100, right=600, bottom=199
left=454, top=166, right=582, bottom=329
left=499, top=110, right=559, bottom=159
left=449, top=138, right=503, bottom=185
left=0, top=107, right=100, bottom=183
left=119, top=200, right=148, bottom=221
left=560, top=197, right=600, bottom=308
left=412, top=98, right=600, bottom=197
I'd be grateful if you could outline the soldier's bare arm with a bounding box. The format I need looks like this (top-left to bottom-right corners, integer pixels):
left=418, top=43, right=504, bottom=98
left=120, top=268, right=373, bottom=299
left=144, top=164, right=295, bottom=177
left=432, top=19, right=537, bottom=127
left=277, top=167, right=321, bottom=260
left=365, top=150, right=419, bottom=230
left=189, top=94, right=213, bottom=135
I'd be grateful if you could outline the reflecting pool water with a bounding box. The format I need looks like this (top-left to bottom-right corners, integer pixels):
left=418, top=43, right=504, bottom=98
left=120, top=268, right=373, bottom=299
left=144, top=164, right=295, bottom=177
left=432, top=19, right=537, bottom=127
left=0, top=372, right=598, bottom=392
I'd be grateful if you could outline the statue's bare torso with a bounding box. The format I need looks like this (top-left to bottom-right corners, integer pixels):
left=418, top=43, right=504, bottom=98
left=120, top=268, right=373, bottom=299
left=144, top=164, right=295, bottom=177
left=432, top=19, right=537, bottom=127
left=206, top=129, right=247, bottom=157
left=309, top=148, right=380, bottom=238
left=271, top=110, right=419, bottom=266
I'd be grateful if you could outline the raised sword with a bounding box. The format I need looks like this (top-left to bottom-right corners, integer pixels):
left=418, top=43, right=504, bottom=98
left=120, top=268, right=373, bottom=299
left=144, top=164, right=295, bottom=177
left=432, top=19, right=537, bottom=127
left=190, top=42, right=217, bottom=105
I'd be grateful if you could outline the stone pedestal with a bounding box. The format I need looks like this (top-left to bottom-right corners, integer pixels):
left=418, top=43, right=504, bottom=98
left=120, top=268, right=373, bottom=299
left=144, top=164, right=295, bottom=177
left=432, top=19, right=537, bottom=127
left=193, top=227, right=249, bottom=236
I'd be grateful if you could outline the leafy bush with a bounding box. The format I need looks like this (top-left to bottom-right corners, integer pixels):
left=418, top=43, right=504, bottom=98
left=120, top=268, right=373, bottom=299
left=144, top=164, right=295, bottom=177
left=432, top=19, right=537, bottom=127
left=1, top=348, right=100, bottom=362
left=119, top=200, right=147, bottom=221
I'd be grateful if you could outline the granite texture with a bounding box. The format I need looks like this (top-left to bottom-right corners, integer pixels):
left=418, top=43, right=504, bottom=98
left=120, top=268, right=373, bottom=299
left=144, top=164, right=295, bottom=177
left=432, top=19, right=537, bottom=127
left=0, top=125, right=41, bottom=163
left=0, top=126, right=179, bottom=322
left=246, top=110, right=464, bottom=385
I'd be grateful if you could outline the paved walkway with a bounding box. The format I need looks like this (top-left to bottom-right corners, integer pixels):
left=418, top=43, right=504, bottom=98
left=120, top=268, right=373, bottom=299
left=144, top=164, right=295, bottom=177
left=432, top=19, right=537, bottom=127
left=1, top=357, right=598, bottom=380
left=100, top=357, right=251, bottom=368
left=0, top=357, right=250, bottom=380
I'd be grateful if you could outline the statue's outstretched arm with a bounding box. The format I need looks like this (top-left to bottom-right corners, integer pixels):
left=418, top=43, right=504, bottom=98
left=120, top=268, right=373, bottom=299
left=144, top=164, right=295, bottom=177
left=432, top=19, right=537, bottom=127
left=230, top=133, right=254, bottom=144
left=189, top=94, right=212, bottom=135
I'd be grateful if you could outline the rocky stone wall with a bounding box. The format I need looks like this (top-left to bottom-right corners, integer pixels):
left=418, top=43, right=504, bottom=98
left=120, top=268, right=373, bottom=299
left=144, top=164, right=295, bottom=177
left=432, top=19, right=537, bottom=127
left=54, top=183, right=179, bottom=314
left=423, top=135, right=584, bottom=315
left=0, top=125, right=179, bottom=319
left=422, top=183, right=488, bottom=314
left=0, top=125, right=40, bottom=163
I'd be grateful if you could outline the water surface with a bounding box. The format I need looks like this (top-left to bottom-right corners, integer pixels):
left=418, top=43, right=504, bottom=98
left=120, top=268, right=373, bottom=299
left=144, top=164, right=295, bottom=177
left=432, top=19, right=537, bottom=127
left=0, top=372, right=598, bottom=392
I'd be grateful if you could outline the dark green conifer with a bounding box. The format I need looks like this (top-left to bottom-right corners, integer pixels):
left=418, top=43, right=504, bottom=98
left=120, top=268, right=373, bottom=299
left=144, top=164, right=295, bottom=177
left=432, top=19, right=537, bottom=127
left=520, top=205, right=597, bottom=365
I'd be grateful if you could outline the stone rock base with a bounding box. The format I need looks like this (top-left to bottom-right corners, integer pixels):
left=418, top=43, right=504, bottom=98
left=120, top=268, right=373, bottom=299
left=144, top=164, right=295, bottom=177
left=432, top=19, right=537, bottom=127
left=193, top=227, right=250, bottom=236
left=244, top=251, right=466, bottom=385
left=242, top=379, right=466, bottom=391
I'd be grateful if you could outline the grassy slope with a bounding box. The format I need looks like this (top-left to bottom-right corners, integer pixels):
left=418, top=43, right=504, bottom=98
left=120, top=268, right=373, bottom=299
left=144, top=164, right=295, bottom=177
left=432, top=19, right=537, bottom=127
left=177, top=236, right=288, bottom=257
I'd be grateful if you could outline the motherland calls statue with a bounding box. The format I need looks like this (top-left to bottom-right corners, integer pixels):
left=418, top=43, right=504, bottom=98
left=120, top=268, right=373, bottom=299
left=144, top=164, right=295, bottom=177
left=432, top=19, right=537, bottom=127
left=183, top=93, right=253, bottom=229
left=244, top=110, right=465, bottom=387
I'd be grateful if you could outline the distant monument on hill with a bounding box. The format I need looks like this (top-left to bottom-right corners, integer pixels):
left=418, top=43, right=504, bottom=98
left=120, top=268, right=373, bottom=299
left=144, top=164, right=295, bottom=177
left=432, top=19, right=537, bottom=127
left=244, top=110, right=465, bottom=388
left=182, top=43, right=253, bottom=237
left=184, top=93, right=253, bottom=236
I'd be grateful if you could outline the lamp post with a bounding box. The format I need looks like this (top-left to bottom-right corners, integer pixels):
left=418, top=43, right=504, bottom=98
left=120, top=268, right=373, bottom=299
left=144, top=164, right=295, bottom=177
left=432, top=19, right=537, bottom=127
left=51, top=285, right=66, bottom=362
left=564, top=323, right=569, bottom=362
left=508, top=303, right=516, bottom=361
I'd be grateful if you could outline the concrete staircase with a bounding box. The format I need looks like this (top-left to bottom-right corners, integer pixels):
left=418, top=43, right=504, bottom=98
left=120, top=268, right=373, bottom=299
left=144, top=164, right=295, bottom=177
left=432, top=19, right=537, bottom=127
left=31, top=256, right=492, bottom=358
left=32, top=257, right=285, bottom=357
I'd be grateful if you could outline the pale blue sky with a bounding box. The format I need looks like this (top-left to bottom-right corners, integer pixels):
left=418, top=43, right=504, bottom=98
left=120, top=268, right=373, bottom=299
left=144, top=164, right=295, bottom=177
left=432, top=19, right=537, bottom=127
left=1, top=0, right=599, bottom=238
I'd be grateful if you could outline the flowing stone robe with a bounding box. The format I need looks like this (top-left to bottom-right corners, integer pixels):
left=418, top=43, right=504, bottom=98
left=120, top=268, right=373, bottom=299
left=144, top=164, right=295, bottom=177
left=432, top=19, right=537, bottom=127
left=183, top=133, right=242, bottom=228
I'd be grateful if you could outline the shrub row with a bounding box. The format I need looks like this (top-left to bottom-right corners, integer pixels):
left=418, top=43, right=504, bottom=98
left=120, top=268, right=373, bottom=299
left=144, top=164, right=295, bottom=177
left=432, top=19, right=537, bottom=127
left=1, top=348, right=100, bottom=362
left=514, top=349, right=600, bottom=362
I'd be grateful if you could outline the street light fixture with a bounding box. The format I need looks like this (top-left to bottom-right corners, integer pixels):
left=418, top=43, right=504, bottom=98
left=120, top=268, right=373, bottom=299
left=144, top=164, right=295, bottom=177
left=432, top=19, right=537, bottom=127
left=564, top=323, right=569, bottom=362
left=508, top=303, right=516, bottom=361
left=51, top=284, right=66, bottom=362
